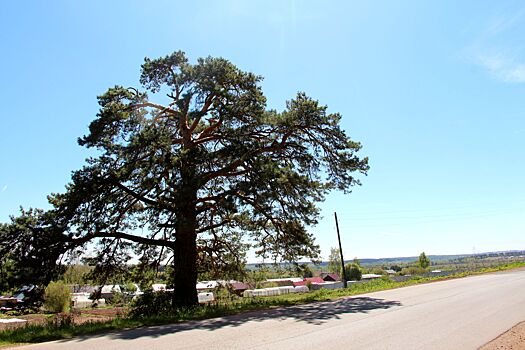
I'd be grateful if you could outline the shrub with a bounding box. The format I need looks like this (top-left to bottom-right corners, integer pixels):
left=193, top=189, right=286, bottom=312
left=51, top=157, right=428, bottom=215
left=109, top=290, right=124, bottom=306
left=370, top=267, right=386, bottom=275
left=344, top=263, right=362, bottom=281
left=390, top=265, right=402, bottom=272
left=5, top=310, right=22, bottom=317
left=46, top=313, right=74, bottom=328
left=129, top=291, right=175, bottom=318
left=44, top=281, right=71, bottom=313
left=124, top=282, right=137, bottom=292
left=400, top=266, right=427, bottom=275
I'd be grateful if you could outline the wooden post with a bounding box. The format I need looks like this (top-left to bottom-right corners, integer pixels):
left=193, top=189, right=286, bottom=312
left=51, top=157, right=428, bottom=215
left=335, top=212, right=347, bottom=288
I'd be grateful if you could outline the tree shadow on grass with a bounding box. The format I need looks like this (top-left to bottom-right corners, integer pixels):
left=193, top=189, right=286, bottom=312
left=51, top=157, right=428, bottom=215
left=65, top=296, right=401, bottom=342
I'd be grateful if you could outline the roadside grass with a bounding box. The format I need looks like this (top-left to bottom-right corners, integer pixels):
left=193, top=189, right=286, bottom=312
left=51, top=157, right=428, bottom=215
left=1, top=261, right=524, bottom=346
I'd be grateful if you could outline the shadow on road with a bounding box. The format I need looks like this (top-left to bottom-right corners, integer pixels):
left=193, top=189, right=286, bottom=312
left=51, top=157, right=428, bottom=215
left=64, top=296, right=401, bottom=342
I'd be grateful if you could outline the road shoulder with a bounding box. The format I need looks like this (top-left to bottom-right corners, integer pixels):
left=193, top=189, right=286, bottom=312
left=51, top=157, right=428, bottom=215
left=479, top=320, right=525, bottom=350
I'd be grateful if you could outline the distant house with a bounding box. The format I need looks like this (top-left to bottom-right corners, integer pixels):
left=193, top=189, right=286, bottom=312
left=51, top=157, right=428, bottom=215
left=260, top=280, right=292, bottom=288
left=385, top=269, right=397, bottom=275
left=320, top=273, right=341, bottom=282
left=101, top=285, right=121, bottom=294
left=0, top=285, right=39, bottom=310
left=0, top=296, right=19, bottom=310
left=292, top=277, right=325, bottom=287
left=229, top=282, right=253, bottom=296
left=361, top=274, right=382, bottom=280
left=196, top=281, right=220, bottom=291
left=100, top=285, right=121, bottom=300
left=71, top=293, right=105, bottom=308
left=266, top=277, right=304, bottom=283
left=293, top=277, right=345, bottom=290
left=73, top=285, right=96, bottom=294
left=262, top=278, right=303, bottom=288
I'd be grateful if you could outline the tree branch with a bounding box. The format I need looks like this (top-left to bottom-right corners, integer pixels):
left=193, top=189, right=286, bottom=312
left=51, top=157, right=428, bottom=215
left=189, top=94, right=215, bottom=134
left=113, top=183, right=164, bottom=208
left=196, top=219, right=232, bottom=234
left=70, top=231, right=174, bottom=248
left=200, top=129, right=294, bottom=182
left=195, top=119, right=223, bottom=144
left=130, top=102, right=178, bottom=116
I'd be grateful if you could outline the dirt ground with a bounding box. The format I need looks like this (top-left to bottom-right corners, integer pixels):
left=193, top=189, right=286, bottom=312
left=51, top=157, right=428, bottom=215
left=0, top=307, right=124, bottom=331
left=480, top=321, right=525, bottom=350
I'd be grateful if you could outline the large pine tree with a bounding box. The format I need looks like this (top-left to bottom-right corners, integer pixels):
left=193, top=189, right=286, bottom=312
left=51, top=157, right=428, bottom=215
left=4, top=51, right=369, bottom=307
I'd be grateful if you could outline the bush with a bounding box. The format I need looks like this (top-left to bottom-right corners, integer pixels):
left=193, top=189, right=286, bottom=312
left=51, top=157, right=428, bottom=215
left=4, top=310, right=22, bottom=317
left=129, top=291, right=175, bottom=318
left=44, top=281, right=71, bottom=313
left=344, top=263, right=362, bottom=281
left=400, top=266, right=427, bottom=276
left=124, top=282, right=137, bottom=292
left=109, top=290, right=125, bottom=306
left=46, top=313, right=74, bottom=328
left=390, top=265, right=402, bottom=272
left=370, top=267, right=386, bottom=275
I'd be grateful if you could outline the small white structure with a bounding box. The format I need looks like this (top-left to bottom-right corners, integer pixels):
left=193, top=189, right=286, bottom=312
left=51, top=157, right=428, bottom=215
left=196, top=281, right=220, bottom=290
left=198, top=292, right=215, bottom=304
left=243, top=285, right=309, bottom=298
left=292, top=285, right=310, bottom=293
left=101, top=285, right=121, bottom=294
left=0, top=318, right=27, bottom=324
left=431, top=270, right=442, bottom=273
left=71, top=293, right=105, bottom=308
left=152, top=284, right=167, bottom=292
left=309, top=281, right=344, bottom=290
left=361, top=274, right=382, bottom=280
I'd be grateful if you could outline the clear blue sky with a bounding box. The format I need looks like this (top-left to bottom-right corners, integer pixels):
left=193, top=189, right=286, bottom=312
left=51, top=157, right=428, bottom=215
left=1, top=0, right=524, bottom=262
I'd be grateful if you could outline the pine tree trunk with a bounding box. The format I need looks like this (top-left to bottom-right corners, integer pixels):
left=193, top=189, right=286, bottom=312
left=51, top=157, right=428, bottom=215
left=172, top=154, right=199, bottom=308
left=172, top=227, right=198, bottom=307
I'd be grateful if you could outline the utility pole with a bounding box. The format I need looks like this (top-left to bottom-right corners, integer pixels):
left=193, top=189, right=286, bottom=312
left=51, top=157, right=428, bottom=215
left=334, top=212, right=347, bottom=288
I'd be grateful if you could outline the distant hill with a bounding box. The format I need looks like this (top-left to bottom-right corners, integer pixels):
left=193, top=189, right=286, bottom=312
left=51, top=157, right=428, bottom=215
left=345, top=253, right=470, bottom=266
left=247, top=250, right=525, bottom=269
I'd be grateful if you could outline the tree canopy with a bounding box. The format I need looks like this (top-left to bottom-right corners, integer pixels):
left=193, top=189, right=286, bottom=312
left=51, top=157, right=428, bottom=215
left=0, top=208, right=66, bottom=300
left=344, top=263, right=362, bottom=281
left=1, top=51, right=368, bottom=306
left=328, top=247, right=343, bottom=275
left=418, top=252, right=431, bottom=269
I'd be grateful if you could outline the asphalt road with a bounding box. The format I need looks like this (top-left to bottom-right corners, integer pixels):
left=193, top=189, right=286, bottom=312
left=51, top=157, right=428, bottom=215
left=17, top=269, right=525, bottom=350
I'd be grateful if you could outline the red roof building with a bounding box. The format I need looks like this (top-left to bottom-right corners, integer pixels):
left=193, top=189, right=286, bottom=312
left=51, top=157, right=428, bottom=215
left=321, top=273, right=341, bottom=282
left=292, top=277, right=325, bottom=287
left=229, top=282, right=253, bottom=296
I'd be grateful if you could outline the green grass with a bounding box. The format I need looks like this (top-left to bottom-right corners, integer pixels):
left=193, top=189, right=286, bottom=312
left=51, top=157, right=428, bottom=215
left=1, top=261, right=524, bottom=347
